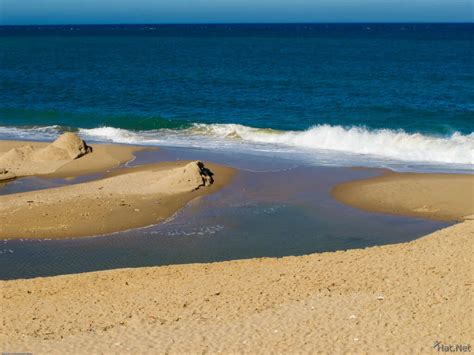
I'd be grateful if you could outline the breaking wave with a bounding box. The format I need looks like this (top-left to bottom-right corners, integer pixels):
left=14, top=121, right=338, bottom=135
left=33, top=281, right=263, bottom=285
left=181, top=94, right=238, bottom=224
left=79, top=124, right=474, bottom=165
left=0, top=123, right=472, bottom=166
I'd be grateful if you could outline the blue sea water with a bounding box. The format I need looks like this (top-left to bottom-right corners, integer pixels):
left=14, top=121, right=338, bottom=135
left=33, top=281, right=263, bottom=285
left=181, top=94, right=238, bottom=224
left=0, top=24, right=473, bottom=170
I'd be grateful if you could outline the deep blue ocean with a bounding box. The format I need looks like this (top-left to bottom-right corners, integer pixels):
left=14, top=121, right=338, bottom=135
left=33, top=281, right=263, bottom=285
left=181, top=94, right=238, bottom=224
left=1, top=24, right=473, bottom=170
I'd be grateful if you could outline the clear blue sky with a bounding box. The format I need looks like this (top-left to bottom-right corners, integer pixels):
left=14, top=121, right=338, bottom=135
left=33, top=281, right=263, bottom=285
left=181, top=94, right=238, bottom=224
left=1, top=0, right=472, bottom=25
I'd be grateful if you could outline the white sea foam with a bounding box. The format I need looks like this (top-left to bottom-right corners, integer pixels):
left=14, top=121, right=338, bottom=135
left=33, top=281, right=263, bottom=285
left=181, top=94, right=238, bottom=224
left=0, top=124, right=472, bottom=168
left=0, top=125, right=64, bottom=140
left=79, top=126, right=158, bottom=145
left=79, top=124, right=474, bottom=166
left=188, top=123, right=474, bottom=165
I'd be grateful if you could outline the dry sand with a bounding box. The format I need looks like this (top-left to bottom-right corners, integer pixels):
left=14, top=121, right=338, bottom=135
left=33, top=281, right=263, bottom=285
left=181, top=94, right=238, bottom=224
left=0, top=133, right=93, bottom=179
left=0, top=160, right=233, bottom=239
left=1, top=218, right=472, bottom=354
left=332, top=171, right=474, bottom=222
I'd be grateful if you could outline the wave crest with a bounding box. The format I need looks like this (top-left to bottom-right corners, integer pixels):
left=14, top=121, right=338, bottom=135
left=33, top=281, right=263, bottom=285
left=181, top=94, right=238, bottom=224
left=186, top=124, right=473, bottom=165
left=0, top=123, right=472, bottom=166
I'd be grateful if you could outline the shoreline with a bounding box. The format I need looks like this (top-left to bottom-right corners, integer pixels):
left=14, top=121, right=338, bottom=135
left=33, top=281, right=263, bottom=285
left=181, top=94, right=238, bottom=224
left=1, top=139, right=472, bottom=352
left=0, top=160, right=234, bottom=239
left=1, top=217, right=472, bottom=353
left=0, top=139, right=234, bottom=239
left=0, top=139, right=149, bottom=179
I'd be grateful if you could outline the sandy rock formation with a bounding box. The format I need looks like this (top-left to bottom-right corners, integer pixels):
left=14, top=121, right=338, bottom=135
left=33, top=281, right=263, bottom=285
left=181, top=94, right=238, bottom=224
left=152, top=161, right=214, bottom=194
left=0, top=168, right=16, bottom=182
left=0, top=145, right=35, bottom=164
left=46, top=132, right=91, bottom=159
left=32, top=132, right=92, bottom=161
left=0, top=133, right=92, bottom=178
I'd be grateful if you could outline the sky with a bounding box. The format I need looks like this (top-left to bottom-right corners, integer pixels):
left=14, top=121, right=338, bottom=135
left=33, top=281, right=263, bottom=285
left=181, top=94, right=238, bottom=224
left=0, top=0, right=473, bottom=25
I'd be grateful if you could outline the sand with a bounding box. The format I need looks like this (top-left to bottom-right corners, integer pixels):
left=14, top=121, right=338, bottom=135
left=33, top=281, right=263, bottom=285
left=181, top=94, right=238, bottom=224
left=332, top=171, right=474, bottom=222
left=0, top=133, right=93, bottom=180
left=0, top=144, right=472, bottom=353
left=0, top=160, right=233, bottom=239
left=1, top=217, right=472, bottom=353
left=0, top=136, right=233, bottom=238
left=0, top=138, right=145, bottom=179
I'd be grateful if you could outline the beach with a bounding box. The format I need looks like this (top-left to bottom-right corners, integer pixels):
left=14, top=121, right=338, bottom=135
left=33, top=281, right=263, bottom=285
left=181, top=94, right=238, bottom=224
left=0, top=138, right=234, bottom=238
left=1, top=22, right=473, bottom=354
left=0, top=139, right=146, bottom=179
left=332, top=170, right=474, bottom=222
left=1, top=138, right=473, bottom=353
left=1, top=218, right=472, bottom=353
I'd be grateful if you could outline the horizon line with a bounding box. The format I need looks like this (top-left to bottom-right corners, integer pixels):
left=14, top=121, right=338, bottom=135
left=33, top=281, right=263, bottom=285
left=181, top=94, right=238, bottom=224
left=1, top=21, right=473, bottom=27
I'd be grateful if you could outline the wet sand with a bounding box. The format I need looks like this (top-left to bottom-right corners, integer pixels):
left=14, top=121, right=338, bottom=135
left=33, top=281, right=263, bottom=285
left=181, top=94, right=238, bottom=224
left=0, top=161, right=233, bottom=239
left=332, top=171, right=474, bottom=221
left=0, top=139, right=234, bottom=239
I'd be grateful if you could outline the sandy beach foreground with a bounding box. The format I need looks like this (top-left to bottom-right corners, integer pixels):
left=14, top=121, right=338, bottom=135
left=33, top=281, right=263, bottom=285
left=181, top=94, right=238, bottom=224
left=1, top=218, right=472, bottom=353
left=0, top=139, right=473, bottom=353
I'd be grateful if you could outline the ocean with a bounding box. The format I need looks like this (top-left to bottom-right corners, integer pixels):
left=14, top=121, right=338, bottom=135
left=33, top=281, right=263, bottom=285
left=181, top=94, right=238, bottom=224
left=1, top=23, right=473, bottom=170
left=2, top=24, right=471, bottom=277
